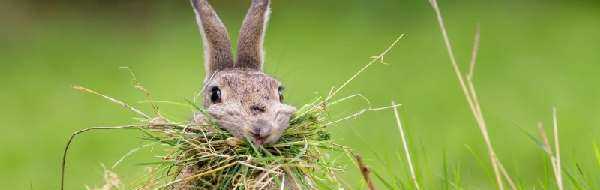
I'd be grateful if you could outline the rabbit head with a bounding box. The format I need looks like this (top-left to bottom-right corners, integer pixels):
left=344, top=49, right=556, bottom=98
left=191, top=0, right=296, bottom=145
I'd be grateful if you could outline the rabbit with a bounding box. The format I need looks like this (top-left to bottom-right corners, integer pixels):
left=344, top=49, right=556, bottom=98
left=172, top=0, right=298, bottom=189
left=191, top=0, right=296, bottom=146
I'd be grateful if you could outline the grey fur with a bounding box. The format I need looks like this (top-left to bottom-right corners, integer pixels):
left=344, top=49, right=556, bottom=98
left=174, top=1, right=297, bottom=189
left=237, top=0, right=271, bottom=70
left=202, top=70, right=296, bottom=145
left=191, top=0, right=293, bottom=145
left=191, top=0, right=234, bottom=77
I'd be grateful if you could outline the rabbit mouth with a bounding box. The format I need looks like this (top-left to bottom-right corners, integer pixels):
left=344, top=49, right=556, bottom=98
left=249, top=119, right=275, bottom=145
left=252, top=135, right=267, bottom=145
left=205, top=102, right=296, bottom=145
left=251, top=133, right=281, bottom=145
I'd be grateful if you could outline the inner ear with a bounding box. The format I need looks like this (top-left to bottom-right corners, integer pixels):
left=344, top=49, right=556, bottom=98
left=191, top=0, right=235, bottom=78
left=236, top=0, right=271, bottom=71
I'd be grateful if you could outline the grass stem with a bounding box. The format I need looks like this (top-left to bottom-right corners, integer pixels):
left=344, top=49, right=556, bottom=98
left=391, top=102, right=420, bottom=190
left=61, top=125, right=144, bottom=190
left=427, top=0, right=515, bottom=189
left=553, top=108, right=564, bottom=190
left=354, top=153, right=377, bottom=190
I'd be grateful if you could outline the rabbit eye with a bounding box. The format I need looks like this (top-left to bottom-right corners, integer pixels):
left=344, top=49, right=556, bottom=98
left=210, top=86, right=222, bottom=103
left=278, top=86, right=285, bottom=102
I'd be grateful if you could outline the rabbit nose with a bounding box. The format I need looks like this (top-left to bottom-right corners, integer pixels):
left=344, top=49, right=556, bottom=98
left=250, top=105, right=267, bottom=114
left=251, top=119, right=272, bottom=139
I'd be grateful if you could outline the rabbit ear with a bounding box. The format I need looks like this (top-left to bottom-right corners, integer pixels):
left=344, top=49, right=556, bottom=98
left=236, top=0, right=271, bottom=70
left=191, top=0, right=234, bottom=76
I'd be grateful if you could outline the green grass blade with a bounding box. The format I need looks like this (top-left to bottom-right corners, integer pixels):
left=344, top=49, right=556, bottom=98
left=563, top=169, right=585, bottom=190
left=372, top=169, right=398, bottom=190
left=594, top=143, right=600, bottom=169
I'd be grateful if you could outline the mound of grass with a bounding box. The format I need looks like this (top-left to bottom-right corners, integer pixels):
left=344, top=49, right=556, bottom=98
left=61, top=35, right=404, bottom=190
left=146, top=100, right=345, bottom=189
left=62, top=86, right=350, bottom=189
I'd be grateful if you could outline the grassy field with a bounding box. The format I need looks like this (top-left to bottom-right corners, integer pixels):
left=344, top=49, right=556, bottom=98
left=1, top=0, right=600, bottom=189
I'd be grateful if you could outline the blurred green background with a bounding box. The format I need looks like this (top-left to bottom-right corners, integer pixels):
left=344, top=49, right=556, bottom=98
left=2, top=0, right=599, bottom=189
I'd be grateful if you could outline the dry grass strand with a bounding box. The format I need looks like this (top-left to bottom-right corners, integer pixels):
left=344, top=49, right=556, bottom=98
left=427, top=0, right=516, bottom=189
left=391, top=102, right=420, bottom=190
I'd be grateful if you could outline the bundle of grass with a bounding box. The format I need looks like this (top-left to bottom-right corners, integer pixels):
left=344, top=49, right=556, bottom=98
left=62, top=87, right=348, bottom=190
left=61, top=35, right=404, bottom=190
left=147, top=99, right=345, bottom=189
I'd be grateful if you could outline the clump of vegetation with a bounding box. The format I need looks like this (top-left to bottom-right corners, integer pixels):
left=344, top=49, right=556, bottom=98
left=62, top=85, right=350, bottom=189
left=60, top=34, right=404, bottom=189
left=144, top=99, right=345, bottom=189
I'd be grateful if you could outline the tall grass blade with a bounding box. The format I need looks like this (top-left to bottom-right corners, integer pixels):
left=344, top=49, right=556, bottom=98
left=427, top=0, right=514, bottom=188
left=391, top=102, right=420, bottom=190
left=563, top=169, right=585, bottom=190
left=372, top=170, right=398, bottom=190
left=552, top=108, right=564, bottom=190
left=595, top=143, right=600, bottom=169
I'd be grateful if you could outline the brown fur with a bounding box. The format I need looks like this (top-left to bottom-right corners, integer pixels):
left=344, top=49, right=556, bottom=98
left=202, top=69, right=295, bottom=145
left=191, top=0, right=295, bottom=150
left=237, top=0, right=271, bottom=70
left=191, top=0, right=234, bottom=76
left=173, top=0, right=297, bottom=189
